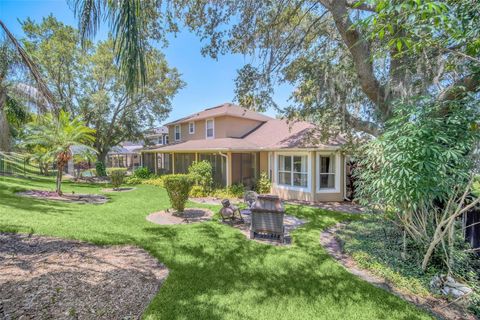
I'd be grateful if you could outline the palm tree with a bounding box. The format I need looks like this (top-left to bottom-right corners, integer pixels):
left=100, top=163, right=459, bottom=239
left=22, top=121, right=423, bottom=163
left=0, top=20, right=55, bottom=151
left=72, top=0, right=148, bottom=93
left=23, top=111, right=95, bottom=195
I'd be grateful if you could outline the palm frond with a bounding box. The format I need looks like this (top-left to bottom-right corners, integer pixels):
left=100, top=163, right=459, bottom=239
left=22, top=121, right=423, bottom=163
left=72, top=0, right=105, bottom=47
left=0, top=20, right=55, bottom=112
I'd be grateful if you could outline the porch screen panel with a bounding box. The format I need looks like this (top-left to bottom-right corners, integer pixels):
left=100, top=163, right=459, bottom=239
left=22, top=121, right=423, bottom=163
left=174, top=153, right=195, bottom=174
left=199, top=153, right=227, bottom=187
left=142, top=153, right=155, bottom=173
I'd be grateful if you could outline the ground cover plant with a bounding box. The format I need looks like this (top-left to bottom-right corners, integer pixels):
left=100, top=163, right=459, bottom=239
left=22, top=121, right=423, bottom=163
left=0, top=175, right=432, bottom=319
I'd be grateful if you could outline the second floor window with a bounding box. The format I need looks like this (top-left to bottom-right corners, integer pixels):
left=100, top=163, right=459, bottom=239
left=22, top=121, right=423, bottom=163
left=189, top=122, right=195, bottom=134
left=206, top=119, right=214, bottom=139
left=174, top=125, right=181, bottom=141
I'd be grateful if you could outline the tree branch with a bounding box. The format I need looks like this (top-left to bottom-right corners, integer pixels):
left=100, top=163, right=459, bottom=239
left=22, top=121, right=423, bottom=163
left=438, top=74, right=480, bottom=101
left=345, top=0, right=376, bottom=12
left=344, top=111, right=381, bottom=136
left=319, top=0, right=389, bottom=120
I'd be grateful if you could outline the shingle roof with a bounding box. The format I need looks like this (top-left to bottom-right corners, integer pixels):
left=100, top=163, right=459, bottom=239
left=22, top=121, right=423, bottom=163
left=165, top=103, right=273, bottom=125
left=146, top=118, right=345, bottom=152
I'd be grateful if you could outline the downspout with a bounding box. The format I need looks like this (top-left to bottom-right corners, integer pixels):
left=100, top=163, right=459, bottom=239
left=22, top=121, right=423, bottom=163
left=343, top=154, right=351, bottom=201
left=219, top=152, right=229, bottom=187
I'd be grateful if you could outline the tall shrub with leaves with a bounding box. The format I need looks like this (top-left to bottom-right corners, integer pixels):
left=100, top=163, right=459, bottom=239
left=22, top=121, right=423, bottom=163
left=188, top=160, right=213, bottom=194
left=355, top=96, right=480, bottom=269
left=163, top=174, right=194, bottom=213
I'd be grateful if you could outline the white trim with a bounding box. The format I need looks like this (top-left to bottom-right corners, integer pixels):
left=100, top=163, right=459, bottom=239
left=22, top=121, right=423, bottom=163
left=164, top=135, right=169, bottom=145
left=174, top=125, right=181, bottom=141
left=188, top=122, right=195, bottom=134
left=273, top=151, right=311, bottom=192
left=205, top=118, right=215, bottom=139
left=316, top=151, right=341, bottom=193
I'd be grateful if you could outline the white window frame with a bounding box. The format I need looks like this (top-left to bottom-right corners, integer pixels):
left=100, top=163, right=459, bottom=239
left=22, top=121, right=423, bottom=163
left=205, top=118, right=215, bottom=139
left=316, top=152, right=341, bottom=193
left=164, top=135, right=169, bottom=145
left=174, top=125, right=181, bottom=141
left=188, top=121, right=195, bottom=134
left=274, top=152, right=311, bottom=192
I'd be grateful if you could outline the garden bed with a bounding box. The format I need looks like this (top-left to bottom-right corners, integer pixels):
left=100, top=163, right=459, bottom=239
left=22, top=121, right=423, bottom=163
left=324, top=219, right=478, bottom=320
left=147, top=208, right=214, bottom=225
left=17, top=190, right=108, bottom=204
left=0, top=233, right=168, bottom=319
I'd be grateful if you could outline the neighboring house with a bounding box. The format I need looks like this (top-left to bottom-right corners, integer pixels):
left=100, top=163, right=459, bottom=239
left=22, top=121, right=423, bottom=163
left=106, top=127, right=169, bottom=170
left=141, top=103, right=348, bottom=202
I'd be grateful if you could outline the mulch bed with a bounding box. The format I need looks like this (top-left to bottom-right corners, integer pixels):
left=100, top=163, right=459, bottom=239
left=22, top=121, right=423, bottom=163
left=146, top=208, right=214, bottom=225
left=17, top=190, right=108, bottom=204
left=320, top=223, right=475, bottom=320
left=0, top=233, right=168, bottom=320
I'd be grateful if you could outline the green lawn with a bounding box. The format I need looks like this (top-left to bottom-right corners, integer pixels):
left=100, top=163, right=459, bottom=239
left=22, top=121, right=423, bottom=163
left=0, top=175, right=432, bottom=319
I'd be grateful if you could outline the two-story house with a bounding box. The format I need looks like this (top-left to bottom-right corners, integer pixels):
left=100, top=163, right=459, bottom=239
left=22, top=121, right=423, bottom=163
left=141, top=103, right=347, bottom=202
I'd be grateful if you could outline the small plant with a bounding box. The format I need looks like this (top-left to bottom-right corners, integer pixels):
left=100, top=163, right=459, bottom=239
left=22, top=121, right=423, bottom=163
left=255, top=171, right=271, bottom=194
left=133, top=166, right=152, bottom=179
left=188, top=160, right=213, bottom=193
left=228, top=183, right=245, bottom=198
left=109, top=169, right=126, bottom=190
left=163, top=174, right=194, bottom=213
left=189, top=185, right=207, bottom=198
left=95, top=161, right=106, bottom=177
left=125, top=176, right=143, bottom=185
left=142, top=176, right=164, bottom=187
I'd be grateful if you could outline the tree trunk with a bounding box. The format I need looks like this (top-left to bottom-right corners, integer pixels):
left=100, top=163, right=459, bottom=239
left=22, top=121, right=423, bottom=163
left=0, top=89, right=10, bottom=152
left=56, top=163, right=63, bottom=195
left=96, top=150, right=108, bottom=176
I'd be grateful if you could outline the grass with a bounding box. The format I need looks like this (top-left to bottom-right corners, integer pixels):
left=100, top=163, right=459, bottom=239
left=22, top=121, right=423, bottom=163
left=0, top=175, right=433, bottom=319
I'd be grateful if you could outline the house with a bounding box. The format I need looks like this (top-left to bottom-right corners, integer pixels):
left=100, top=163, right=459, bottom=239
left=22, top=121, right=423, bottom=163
left=106, top=127, right=169, bottom=170
left=141, top=103, right=348, bottom=202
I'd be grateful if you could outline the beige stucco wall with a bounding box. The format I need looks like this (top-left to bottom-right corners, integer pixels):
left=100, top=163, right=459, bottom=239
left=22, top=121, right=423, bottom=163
left=168, top=116, right=263, bottom=142
left=269, top=151, right=344, bottom=202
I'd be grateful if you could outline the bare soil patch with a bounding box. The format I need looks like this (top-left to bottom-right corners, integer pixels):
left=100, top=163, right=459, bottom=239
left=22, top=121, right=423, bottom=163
left=0, top=233, right=168, bottom=320
left=320, top=223, right=475, bottom=320
left=17, top=190, right=108, bottom=204
left=147, top=208, right=214, bottom=225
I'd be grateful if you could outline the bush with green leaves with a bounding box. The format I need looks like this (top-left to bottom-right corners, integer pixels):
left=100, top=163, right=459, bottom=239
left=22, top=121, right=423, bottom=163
left=142, top=176, right=164, bottom=187
left=188, top=160, right=213, bottom=193
left=125, top=176, right=143, bottom=185
left=106, top=167, right=127, bottom=175
left=189, top=185, right=207, bottom=198
left=255, top=171, right=271, bottom=194
left=109, top=169, right=126, bottom=190
left=163, top=174, right=194, bottom=213
left=355, top=97, right=480, bottom=271
left=95, top=161, right=106, bottom=177
left=133, top=166, right=152, bottom=179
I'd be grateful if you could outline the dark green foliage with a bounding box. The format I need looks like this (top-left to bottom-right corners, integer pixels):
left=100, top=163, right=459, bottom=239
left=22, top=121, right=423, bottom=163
left=228, top=183, right=245, bottom=198
left=95, top=161, right=106, bottom=177
left=355, top=97, right=480, bottom=211
left=133, top=166, right=152, bottom=179
left=162, top=174, right=194, bottom=213
left=188, top=160, right=213, bottom=193
left=109, top=169, right=126, bottom=190
left=255, top=171, right=271, bottom=194
left=338, top=216, right=480, bottom=316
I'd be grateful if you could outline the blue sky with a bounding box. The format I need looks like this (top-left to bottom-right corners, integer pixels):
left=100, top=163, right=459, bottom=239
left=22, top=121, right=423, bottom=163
left=0, top=0, right=291, bottom=124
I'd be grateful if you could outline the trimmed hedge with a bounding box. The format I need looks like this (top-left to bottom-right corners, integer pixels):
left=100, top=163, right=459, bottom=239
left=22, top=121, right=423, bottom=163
left=109, top=169, right=126, bottom=190
left=163, top=174, right=194, bottom=213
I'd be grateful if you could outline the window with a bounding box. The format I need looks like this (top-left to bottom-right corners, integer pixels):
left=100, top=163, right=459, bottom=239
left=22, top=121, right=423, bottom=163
left=164, top=135, right=169, bottom=145
left=174, top=125, right=181, bottom=141
left=316, top=153, right=339, bottom=192
left=188, top=122, right=195, bottom=134
left=158, top=137, right=163, bottom=145
left=206, top=119, right=214, bottom=139
left=277, top=154, right=308, bottom=188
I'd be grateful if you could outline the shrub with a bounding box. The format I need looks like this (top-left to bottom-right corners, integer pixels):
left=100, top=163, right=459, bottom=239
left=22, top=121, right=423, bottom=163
left=142, top=176, right=164, bottom=187
left=163, top=174, right=194, bottom=213
left=95, top=161, right=106, bottom=177
left=189, top=185, right=208, bottom=198
left=125, top=176, right=143, bottom=185
left=133, top=167, right=152, bottom=179
left=188, top=160, right=213, bottom=193
left=255, top=171, right=271, bottom=194
left=106, top=167, right=127, bottom=175
left=229, top=183, right=245, bottom=198
left=109, top=169, right=126, bottom=190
